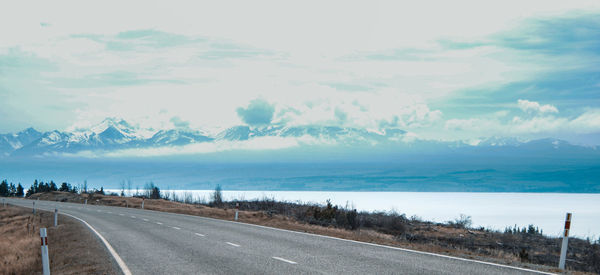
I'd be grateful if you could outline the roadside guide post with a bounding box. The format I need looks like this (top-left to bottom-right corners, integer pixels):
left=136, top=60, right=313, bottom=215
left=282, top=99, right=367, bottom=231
left=54, top=208, right=58, bottom=227
left=559, top=212, right=572, bottom=269
left=40, top=228, right=50, bottom=275
left=235, top=203, right=239, bottom=221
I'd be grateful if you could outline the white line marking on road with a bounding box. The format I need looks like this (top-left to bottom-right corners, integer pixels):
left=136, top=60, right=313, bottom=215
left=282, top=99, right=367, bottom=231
left=131, top=216, right=136, bottom=218
left=226, top=242, right=240, bottom=247
left=195, top=233, right=205, bottom=237
left=272, top=257, right=297, bottom=264
left=156, top=222, right=163, bottom=225
left=97, top=210, right=101, bottom=212
left=172, top=226, right=181, bottom=230
left=59, top=212, right=132, bottom=275
left=119, top=214, right=124, bottom=216
left=143, top=218, right=149, bottom=221
left=158, top=211, right=553, bottom=275
left=25, top=199, right=546, bottom=275
left=107, top=211, right=112, bottom=214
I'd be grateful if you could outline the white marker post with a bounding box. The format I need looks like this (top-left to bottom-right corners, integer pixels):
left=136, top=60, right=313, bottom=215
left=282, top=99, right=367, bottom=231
left=141, top=198, right=144, bottom=209
left=40, top=228, right=50, bottom=275
left=33, top=201, right=36, bottom=214
left=54, top=208, right=58, bottom=227
left=559, top=212, right=572, bottom=270
left=2, top=198, right=5, bottom=207
left=84, top=199, right=87, bottom=205
left=235, top=203, right=239, bottom=221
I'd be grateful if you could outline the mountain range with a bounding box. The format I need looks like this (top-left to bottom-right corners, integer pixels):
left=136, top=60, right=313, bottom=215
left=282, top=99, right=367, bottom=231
left=0, top=117, right=597, bottom=158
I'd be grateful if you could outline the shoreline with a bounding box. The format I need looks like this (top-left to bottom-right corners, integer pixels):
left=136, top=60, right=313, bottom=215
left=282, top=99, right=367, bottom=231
left=107, top=189, right=600, bottom=238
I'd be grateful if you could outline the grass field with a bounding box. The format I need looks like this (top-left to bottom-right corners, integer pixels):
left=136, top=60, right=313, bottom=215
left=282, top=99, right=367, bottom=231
left=0, top=204, right=118, bottom=275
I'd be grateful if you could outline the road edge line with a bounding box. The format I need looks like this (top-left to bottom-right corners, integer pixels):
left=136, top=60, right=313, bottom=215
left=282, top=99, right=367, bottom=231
left=10, top=199, right=555, bottom=275
left=61, top=212, right=133, bottom=275
left=138, top=207, right=556, bottom=275
left=6, top=200, right=132, bottom=275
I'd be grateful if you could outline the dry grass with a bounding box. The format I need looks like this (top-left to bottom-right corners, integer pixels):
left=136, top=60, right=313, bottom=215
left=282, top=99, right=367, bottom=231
left=0, top=204, right=119, bottom=275
left=0, top=206, right=41, bottom=275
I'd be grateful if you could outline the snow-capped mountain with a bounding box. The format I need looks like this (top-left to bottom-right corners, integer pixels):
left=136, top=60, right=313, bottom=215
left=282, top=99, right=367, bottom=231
left=215, top=125, right=407, bottom=145
left=1, top=118, right=597, bottom=158
left=216, top=126, right=252, bottom=141
left=69, top=118, right=150, bottom=145
left=476, top=136, right=523, bottom=147
left=148, top=129, right=213, bottom=146
left=0, top=127, right=43, bottom=156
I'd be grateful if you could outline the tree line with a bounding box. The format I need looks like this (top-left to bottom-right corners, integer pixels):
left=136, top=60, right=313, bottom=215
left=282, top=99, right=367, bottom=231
left=0, top=179, right=107, bottom=197
left=25, top=180, right=80, bottom=197
left=0, top=180, right=24, bottom=197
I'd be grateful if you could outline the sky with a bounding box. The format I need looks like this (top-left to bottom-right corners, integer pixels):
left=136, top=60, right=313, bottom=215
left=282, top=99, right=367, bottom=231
left=1, top=0, right=600, bottom=145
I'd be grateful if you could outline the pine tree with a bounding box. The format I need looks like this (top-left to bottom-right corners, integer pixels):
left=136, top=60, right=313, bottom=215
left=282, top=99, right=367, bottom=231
left=49, top=181, right=58, bottom=191
left=16, top=183, right=24, bottom=197
left=0, top=180, right=8, bottom=197
left=8, top=183, right=16, bottom=196
left=59, top=182, right=69, bottom=192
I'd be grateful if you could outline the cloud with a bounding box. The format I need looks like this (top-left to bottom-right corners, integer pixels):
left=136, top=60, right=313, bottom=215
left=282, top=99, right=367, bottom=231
left=271, top=91, right=443, bottom=130
left=444, top=108, right=600, bottom=140
left=101, top=136, right=300, bottom=158
left=438, top=13, right=600, bottom=56
left=236, top=99, right=275, bottom=126
left=517, top=99, right=558, bottom=114
left=70, top=29, right=273, bottom=60
left=169, top=116, right=190, bottom=128
left=1, top=2, right=599, bottom=147
left=569, top=109, right=600, bottom=133
left=495, top=14, right=600, bottom=55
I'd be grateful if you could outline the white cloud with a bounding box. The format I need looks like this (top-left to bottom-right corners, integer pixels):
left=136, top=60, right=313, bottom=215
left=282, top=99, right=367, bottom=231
left=444, top=108, right=600, bottom=140
left=272, top=90, right=442, bottom=130
left=1, top=0, right=599, bottom=147
left=517, top=99, right=559, bottom=114
left=67, top=136, right=309, bottom=158
left=569, top=109, right=600, bottom=133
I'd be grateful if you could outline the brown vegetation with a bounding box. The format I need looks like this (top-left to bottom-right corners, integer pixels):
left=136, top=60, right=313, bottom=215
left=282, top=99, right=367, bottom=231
left=28, top=191, right=600, bottom=274
left=0, top=204, right=119, bottom=275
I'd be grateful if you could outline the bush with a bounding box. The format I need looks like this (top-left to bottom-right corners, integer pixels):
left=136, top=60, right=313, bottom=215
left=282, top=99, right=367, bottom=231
left=211, top=185, right=223, bottom=206
left=450, top=214, right=472, bottom=228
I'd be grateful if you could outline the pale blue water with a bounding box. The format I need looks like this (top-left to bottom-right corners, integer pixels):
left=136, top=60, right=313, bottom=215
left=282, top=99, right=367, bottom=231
left=2, top=159, right=599, bottom=192
left=2, top=159, right=599, bottom=237
left=109, top=190, right=600, bottom=238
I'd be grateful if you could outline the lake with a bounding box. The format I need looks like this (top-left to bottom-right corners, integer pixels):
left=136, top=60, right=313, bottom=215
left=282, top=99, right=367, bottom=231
left=110, top=189, right=600, bottom=238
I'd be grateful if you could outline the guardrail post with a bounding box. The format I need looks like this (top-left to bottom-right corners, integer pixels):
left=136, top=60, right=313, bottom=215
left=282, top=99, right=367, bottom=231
left=235, top=203, right=239, bottom=221
left=559, top=212, right=572, bottom=269
left=40, top=228, right=50, bottom=275
left=54, top=208, right=58, bottom=227
left=142, top=198, right=144, bottom=209
left=2, top=198, right=5, bottom=207
left=33, top=201, right=36, bottom=214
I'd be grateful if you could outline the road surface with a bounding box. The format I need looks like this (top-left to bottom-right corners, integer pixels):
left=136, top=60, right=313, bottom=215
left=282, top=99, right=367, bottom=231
left=5, top=198, right=552, bottom=275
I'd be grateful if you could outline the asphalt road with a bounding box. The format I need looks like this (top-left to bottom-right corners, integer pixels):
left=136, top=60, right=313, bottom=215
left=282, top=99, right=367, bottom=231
left=4, top=198, right=552, bottom=275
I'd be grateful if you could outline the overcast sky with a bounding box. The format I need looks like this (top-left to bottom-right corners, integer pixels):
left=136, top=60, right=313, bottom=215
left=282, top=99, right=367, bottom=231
left=1, top=0, right=599, bottom=144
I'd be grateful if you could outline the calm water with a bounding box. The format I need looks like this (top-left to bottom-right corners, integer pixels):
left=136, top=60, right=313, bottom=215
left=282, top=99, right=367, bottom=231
left=110, top=190, right=599, bottom=238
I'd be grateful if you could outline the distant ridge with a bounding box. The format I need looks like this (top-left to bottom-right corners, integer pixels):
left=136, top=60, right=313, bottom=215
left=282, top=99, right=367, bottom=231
left=1, top=117, right=597, bottom=158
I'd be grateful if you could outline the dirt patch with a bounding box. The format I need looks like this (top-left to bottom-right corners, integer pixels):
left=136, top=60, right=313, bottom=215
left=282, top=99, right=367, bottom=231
left=0, top=204, right=120, bottom=275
